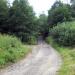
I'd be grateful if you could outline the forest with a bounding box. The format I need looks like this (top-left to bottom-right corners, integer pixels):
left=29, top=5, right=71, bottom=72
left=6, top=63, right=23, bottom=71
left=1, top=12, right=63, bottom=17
left=0, top=0, right=75, bottom=75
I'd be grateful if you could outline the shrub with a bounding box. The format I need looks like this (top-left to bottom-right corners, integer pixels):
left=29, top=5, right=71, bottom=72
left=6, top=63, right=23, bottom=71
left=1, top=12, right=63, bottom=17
left=50, top=21, right=75, bottom=46
left=46, top=36, right=75, bottom=75
left=17, top=32, right=37, bottom=45
left=0, top=34, right=30, bottom=68
left=28, top=36, right=37, bottom=45
left=46, top=36, right=53, bottom=44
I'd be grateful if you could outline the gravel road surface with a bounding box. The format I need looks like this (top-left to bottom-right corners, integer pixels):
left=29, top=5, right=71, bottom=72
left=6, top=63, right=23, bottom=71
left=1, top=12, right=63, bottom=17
left=0, top=41, right=62, bottom=75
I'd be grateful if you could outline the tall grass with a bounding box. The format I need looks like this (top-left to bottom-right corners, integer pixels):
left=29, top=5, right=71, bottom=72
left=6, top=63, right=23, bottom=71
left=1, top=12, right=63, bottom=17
left=50, top=21, right=75, bottom=46
left=0, top=34, right=30, bottom=68
left=46, top=36, right=75, bottom=75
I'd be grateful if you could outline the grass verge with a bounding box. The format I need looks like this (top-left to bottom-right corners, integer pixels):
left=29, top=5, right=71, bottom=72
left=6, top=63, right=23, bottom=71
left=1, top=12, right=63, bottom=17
left=46, top=36, right=75, bottom=75
left=0, top=34, right=31, bottom=69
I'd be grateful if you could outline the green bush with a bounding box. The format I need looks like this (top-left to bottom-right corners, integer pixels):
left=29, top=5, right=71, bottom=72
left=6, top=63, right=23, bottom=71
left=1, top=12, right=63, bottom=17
left=46, top=36, right=53, bottom=44
left=28, top=36, right=37, bottom=45
left=50, top=21, right=75, bottom=46
left=0, top=34, right=30, bottom=68
left=17, top=32, right=37, bottom=45
left=46, top=37, right=75, bottom=75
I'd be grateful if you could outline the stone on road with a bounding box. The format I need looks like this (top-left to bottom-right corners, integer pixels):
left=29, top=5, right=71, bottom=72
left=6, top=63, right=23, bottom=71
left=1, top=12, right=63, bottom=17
left=0, top=42, right=62, bottom=75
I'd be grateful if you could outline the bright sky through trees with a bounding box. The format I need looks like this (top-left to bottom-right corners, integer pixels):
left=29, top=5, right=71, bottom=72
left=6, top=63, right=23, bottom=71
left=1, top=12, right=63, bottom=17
left=9, top=0, right=70, bottom=16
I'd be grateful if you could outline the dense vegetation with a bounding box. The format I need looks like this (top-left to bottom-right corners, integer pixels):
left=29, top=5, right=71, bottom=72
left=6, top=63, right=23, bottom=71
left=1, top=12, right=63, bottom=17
left=0, top=0, right=48, bottom=68
left=48, top=1, right=74, bottom=27
left=0, top=0, right=75, bottom=44
left=36, top=14, right=49, bottom=37
left=50, top=22, right=75, bottom=46
left=47, top=0, right=75, bottom=46
left=0, top=0, right=38, bottom=43
left=0, top=0, right=75, bottom=74
left=46, top=0, right=75, bottom=74
left=46, top=37, right=75, bottom=75
left=0, top=34, right=30, bottom=68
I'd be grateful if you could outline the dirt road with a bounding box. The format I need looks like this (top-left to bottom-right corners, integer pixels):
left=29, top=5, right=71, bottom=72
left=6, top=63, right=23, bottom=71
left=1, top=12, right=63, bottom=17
left=0, top=42, right=62, bottom=75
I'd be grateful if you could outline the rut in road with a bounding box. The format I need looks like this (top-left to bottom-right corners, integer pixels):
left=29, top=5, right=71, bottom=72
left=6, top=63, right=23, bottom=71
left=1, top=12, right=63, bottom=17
left=0, top=41, right=62, bottom=75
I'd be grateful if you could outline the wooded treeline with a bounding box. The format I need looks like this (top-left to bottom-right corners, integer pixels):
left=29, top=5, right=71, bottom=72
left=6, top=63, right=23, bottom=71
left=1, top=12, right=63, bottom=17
left=48, top=0, right=75, bottom=46
left=0, top=0, right=38, bottom=43
left=0, top=0, right=75, bottom=45
left=48, top=0, right=75, bottom=27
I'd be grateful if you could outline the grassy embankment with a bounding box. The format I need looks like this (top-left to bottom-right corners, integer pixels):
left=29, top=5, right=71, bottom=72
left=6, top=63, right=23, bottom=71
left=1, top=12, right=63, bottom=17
left=0, top=34, right=31, bottom=68
left=46, top=37, right=75, bottom=75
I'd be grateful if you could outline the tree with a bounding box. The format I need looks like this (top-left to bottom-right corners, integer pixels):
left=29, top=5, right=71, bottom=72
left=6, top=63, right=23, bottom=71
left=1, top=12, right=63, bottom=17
left=0, top=0, right=9, bottom=33
left=48, top=1, right=71, bottom=27
left=37, top=14, right=49, bottom=37
left=71, top=0, right=75, bottom=4
left=71, top=0, right=75, bottom=18
left=8, top=0, right=36, bottom=42
left=51, top=1, right=63, bottom=9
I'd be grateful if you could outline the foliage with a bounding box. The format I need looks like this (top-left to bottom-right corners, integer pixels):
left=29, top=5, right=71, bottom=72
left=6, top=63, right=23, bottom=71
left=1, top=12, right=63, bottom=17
left=51, top=1, right=63, bottom=9
left=48, top=1, right=71, bottom=27
left=8, top=0, right=37, bottom=43
left=37, top=14, right=49, bottom=37
left=71, top=0, right=75, bottom=18
left=0, top=0, right=37, bottom=44
left=57, top=47, right=75, bottom=75
left=0, top=34, right=30, bottom=68
left=0, top=0, right=9, bottom=33
left=50, top=21, right=75, bottom=46
left=28, top=36, right=37, bottom=45
left=71, top=0, right=75, bottom=4
left=46, top=36, right=75, bottom=75
left=46, top=36, right=53, bottom=44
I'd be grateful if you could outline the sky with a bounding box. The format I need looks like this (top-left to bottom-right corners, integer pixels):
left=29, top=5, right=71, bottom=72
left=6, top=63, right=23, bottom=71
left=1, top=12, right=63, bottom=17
left=9, top=0, right=70, bottom=16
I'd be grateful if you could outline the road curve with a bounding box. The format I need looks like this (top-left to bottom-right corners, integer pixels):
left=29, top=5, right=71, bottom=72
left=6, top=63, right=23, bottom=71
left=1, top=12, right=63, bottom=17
left=0, top=42, right=62, bottom=75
